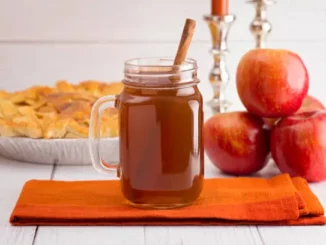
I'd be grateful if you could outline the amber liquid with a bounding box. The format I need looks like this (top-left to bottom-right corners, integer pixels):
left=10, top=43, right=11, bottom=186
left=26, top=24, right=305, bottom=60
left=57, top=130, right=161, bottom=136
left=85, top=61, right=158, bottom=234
left=118, top=81, right=204, bottom=208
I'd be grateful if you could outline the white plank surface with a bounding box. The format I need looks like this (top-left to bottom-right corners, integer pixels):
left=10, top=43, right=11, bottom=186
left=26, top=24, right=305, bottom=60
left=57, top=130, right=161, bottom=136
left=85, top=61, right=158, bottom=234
left=34, top=227, right=144, bottom=245
left=258, top=226, right=326, bottom=245
left=0, top=0, right=325, bottom=42
left=144, top=226, right=263, bottom=245
left=0, top=157, right=53, bottom=245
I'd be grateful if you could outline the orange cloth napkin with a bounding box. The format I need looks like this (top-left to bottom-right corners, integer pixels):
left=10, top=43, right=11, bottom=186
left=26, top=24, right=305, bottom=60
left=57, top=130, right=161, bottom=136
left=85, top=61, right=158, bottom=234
left=10, top=174, right=326, bottom=226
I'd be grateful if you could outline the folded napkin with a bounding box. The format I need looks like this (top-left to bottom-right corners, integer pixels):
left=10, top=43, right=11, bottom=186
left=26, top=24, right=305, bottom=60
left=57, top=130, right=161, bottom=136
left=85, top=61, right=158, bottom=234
left=10, top=174, right=326, bottom=226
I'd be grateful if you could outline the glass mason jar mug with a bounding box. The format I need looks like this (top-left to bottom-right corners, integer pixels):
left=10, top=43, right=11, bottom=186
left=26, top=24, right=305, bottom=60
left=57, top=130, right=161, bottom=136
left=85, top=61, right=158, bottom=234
left=89, top=57, right=204, bottom=209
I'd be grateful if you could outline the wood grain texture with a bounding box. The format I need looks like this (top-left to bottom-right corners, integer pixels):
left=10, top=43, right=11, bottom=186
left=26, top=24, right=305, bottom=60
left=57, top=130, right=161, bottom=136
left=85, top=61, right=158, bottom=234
left=258, top=226, right=326, bottom=245
left=144, top=226, right=263, bottom=245
left=0, top=157, right=53, bottom=245
left=34, top=227, right=145, bottom=245
left=0, top=0, right=324, bottom=42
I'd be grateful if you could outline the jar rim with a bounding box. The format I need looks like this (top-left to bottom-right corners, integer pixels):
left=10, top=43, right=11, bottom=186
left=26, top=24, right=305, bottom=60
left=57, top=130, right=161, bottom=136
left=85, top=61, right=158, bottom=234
left=124, top=57, right=198, bottom=73
left=123, top=57, right=199, bottom=89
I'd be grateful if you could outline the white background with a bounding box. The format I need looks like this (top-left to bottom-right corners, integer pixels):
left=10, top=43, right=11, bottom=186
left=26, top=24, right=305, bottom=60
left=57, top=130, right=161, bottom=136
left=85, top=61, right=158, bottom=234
left=1, top=0, right=325, bottom=111
left=1, top=0, right=326, bottom=245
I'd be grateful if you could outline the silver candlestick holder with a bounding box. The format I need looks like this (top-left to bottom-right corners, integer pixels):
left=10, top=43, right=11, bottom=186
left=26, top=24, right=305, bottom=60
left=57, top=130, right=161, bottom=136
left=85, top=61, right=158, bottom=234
left=248, top=0, right=275, bottom=48
left=204, top=14, right=236, bottom=114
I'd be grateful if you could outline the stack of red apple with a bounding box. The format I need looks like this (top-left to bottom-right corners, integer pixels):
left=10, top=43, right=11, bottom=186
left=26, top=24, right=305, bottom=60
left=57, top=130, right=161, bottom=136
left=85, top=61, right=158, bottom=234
left=204, top=49, right=326, bottom=182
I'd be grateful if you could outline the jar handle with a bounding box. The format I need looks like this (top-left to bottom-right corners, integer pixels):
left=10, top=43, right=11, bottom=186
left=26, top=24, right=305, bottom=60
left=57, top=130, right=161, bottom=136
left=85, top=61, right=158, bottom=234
left=88, top=95, right=120, bottom=176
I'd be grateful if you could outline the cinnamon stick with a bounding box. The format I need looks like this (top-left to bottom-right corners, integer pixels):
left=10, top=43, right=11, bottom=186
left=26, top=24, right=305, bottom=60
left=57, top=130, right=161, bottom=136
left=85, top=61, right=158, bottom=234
left=173, top=18, right=196, bottom=66
left=134, top=19, right=197, bottom=192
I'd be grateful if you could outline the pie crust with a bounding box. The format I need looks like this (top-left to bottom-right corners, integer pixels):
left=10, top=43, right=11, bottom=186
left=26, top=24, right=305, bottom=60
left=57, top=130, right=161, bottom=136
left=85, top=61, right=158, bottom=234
left=0, top=80, right=123, bottom=139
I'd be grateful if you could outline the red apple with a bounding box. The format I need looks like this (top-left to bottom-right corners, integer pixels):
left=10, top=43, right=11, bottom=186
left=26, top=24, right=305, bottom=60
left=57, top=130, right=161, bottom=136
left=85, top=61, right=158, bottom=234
left=271, top=111, right=326, bottom=182
left=262, top=95, right=324, bottom=130
left=297, top=95, right=325, bottom=113
left=204, top=111, right=270, bottom=175
left=236, top=49, right=309, bottom=118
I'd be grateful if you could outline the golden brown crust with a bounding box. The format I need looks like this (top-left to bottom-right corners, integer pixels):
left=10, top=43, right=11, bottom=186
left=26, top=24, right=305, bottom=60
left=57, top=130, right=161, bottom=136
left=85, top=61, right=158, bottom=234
left=0, top=90, right=10, bottom=99
left=11, top=115, right=43, bottom=139
left=0, top=80, right=122, bottom=139
left=0, top=100, right=20, bottom=119
left=44, top=118, right=89, bottom=139
left=55, top=80, right=75, bottom=92
left=0, top=118, right=21, bottom=137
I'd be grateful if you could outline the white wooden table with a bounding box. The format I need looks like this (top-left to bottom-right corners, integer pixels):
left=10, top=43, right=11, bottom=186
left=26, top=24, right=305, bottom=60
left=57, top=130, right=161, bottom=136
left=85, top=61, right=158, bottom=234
left=1, top=0, right=326, bottom=243
left=1, top=153, right=325, bottom=245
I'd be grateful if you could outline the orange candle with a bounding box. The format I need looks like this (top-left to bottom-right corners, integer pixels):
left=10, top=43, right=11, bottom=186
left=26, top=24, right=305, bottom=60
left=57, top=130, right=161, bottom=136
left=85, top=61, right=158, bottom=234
left=211, top=0, right=228, bottom=16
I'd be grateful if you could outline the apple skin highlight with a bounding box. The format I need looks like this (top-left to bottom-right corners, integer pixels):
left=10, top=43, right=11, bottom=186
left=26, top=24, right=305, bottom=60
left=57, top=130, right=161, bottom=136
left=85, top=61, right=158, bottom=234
left=236, top=49, right=309, bottom=118
left=204, top=111, right=270, bottom=175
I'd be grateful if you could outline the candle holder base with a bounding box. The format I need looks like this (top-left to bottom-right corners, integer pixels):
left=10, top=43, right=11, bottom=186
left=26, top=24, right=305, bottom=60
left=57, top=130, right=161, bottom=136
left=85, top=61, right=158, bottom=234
left=207, top=98, right=231, bottom=114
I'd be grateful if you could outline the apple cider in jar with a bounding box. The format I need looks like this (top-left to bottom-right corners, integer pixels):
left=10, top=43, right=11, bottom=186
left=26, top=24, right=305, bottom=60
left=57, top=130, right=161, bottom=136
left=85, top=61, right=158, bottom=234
left=117, top=58, right=204, bottom=208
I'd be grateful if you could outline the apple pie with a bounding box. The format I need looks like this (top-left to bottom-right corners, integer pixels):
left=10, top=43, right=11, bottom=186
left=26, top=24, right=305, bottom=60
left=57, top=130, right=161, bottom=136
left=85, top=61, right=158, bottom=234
left=0, top=80, right=123, bottom=139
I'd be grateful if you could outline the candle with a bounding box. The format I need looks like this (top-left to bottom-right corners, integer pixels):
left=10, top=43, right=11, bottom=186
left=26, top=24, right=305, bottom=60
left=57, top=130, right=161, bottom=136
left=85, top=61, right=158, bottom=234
left=211, top=0, right=229, bottom=16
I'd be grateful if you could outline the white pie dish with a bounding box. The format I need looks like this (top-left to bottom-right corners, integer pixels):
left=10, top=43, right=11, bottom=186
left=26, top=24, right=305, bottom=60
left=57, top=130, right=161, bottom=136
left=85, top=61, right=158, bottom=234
left=0, top=136, right=119, bottom=165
